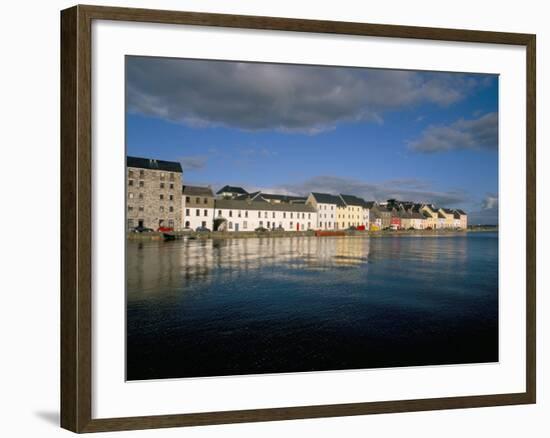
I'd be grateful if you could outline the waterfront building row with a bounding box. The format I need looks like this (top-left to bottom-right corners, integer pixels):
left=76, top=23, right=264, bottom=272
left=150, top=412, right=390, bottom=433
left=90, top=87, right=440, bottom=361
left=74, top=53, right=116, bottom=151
left=126, top=156, right=467, bottom=232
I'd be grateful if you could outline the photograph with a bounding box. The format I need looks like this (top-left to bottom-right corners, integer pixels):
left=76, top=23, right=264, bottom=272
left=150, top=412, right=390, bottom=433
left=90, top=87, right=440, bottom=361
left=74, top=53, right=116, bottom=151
left=125, top=56, right=499, bottom=381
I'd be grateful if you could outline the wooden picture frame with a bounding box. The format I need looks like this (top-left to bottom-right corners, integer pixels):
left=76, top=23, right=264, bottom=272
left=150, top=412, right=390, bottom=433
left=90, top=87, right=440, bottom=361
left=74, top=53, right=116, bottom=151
left=61, top=4, right=536, bottom=433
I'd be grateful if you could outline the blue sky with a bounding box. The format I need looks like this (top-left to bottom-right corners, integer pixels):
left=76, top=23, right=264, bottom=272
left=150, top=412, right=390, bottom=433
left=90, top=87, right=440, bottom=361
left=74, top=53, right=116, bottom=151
left=126, top=56, right=499, bottom=224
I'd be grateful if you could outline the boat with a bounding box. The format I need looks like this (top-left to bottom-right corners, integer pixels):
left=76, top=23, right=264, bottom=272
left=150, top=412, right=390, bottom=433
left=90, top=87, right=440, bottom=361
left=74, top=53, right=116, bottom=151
left=315, top=230, right=346, bottom=237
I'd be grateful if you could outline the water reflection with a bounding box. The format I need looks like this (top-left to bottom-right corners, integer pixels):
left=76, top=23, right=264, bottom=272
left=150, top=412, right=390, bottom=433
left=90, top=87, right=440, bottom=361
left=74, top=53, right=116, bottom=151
left=126, top=233, right=498, bottom=380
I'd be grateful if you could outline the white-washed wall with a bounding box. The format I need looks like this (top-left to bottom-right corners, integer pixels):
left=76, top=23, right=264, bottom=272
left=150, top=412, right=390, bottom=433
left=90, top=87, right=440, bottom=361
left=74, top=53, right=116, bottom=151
left=215, top=207, right=317, bottom=232
left=316, top=203, right=337, bottom=230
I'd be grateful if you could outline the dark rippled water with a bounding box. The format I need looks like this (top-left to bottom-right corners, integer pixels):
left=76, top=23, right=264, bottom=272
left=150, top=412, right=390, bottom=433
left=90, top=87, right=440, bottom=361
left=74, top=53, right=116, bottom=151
left=126, top=233, right=498, bottom=380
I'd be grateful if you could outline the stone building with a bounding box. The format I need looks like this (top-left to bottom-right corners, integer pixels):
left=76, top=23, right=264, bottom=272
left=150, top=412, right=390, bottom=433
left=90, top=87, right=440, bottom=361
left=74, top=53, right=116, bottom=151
left=182, top=185, right=215, bottom=230
left=126, top=156, right=183, bottom=231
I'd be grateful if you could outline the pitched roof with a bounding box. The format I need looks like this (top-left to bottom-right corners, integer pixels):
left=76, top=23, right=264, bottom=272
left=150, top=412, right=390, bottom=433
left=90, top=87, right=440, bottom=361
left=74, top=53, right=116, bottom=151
left=310, top=192, right=346, bottom=207
left=364, top=201, right=377, bottom=209
left=127, top=156, right=183, bottom=173
left=215, top=199, right=316, bottom=213
left=455, top=209, right=467, bottom=215
left=259, top=193, right=307, bottom=203
left=182, top=185, right=214, bottom=197
left=339, top=194, right=367, bottom=207
left=216, top=185, right=248, bottom=195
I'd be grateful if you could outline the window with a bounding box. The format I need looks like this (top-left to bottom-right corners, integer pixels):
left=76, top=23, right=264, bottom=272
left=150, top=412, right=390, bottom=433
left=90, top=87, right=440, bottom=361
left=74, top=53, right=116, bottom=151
left=195, top=209, right=200, bottom=216
left=218, top=210, right=222, bottom=216
left=245, top=211, right=248, bottom=218
left=290, top=213, right=293, bottom=219
left=169, top=206, right=174, bottom=212
left=168, top=220, right=174, bottom=228
left=127, top=219, right=133, bottom=229
left=160, top=194, right=164, bottom=200
left=128, top=170, right=134, bottom=178
left=308, top=213, right=311, bottom=219
left=320, top=221, right=323, bottom=228
left=290, top=222, right=293, bottom=228
left=128, top=206, right=133, bottom=211
left=243, top=221, right=248, bottom=229
left=128, top=193, right=134, bottom=199
left=139, top=181, right=144, bottom=187
left=138, top=206, right=144, bottom=212
left=185, top=196, right=190, bottom=203
left=160, top=182, right=165, bottom=189
left=302, top=213, right=305, bottom=219
left=185, top=221, right=190, bottom=228
left=204, top=209, right=208, bottom=216
left=267, top=221, right=271, bottom=228
left=138, top=193, right=143, bottom=200
left=258, top=211, right=261, bottom=218
left=128, top=180, right=134, bottom=186
left=139, top=170, right=144, bottom=178
left=170, top=173, right=175, bottom=181
left=229, top=211, right=233, bottom=217
left=160, top=172, right=165, bottom=180
left=186, top=208, right=190, bottom=216
left=283, top=212, right=286, bottom=218
left=264, top=211, right=268, bottom=218
left=201, top=221, right=206, bottom=228
left=203, top=198, right=208, bottom=204
left=170, top=183, right=174, bottom=189
left=229, top=222, right=233, bottom=229
left=169, top=195, right=174, bottom=201
left=196, top=197, right=200, bottom=203
left=238, top=210, right=241, bottom=218
left=272, top=212, right=275, bottom=218
left=159, top=206, right=164, bottom=213
left=308, top=222, right=311, bottom=229
left=259, top=221, right=263, bottom=227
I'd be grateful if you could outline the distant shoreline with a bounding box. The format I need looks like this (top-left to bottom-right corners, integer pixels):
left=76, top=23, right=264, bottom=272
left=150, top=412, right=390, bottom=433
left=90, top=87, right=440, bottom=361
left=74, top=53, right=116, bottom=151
left=127, top=227, right=497, bottom=241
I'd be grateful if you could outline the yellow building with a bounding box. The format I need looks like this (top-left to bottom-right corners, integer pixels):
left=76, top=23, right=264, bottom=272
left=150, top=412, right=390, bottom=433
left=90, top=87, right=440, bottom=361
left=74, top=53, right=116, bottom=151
left=439, top=208, right=457, bottom=228
left=337, top=194, right=368, bottom=229
left=420, top=204, right=439, bottom=229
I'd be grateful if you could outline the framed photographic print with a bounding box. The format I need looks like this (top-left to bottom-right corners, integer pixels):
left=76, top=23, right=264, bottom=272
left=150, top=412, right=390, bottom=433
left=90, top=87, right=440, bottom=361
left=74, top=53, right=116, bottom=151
left=60, top=4, right=536, bottom=433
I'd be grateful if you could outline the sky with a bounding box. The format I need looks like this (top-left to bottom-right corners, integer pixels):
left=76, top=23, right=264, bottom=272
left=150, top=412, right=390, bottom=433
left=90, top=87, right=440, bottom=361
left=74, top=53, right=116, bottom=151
left=126, top=56, right=499, bottom=224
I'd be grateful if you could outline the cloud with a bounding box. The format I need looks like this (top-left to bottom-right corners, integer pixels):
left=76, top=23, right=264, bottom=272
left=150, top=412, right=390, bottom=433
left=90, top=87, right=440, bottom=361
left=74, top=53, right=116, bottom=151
left=468, top=194, right=499, bottom=225
left=409, top=112, right=498, bottom=153
left=272, top=175, right=467, bottom=206
left=127, top=56, right=490, bottom=134
left=178, top=156, right=207, bottom=172
left=481, top=194, right=498, bottom=210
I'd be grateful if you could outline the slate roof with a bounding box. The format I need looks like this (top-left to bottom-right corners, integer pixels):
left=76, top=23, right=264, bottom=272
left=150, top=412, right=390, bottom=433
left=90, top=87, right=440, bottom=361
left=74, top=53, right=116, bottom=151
left=216, top=185, right=248, bottom=195
left=455, top=209, right=467, bottom=215
left=182, top=185, right=214, bottom=197
left=259, top=193, right=308, bottom=203
left=339, top=194, right=368, bottom=207
left=127, top=156, right=183, bottom=173
left=310, top=192, right=346, bottom=207
left=215, top=199, right=316, bottom=213
left=364, top=201, right=377, bottom=209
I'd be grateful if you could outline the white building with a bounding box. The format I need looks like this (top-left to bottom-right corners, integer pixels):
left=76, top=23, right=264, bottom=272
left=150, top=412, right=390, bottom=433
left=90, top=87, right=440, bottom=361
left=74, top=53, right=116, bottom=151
left=182, top=185, right=215, bottom=230
left=214, top=199, right=318, bottom=232
left=306, top=192, right=342, bottom=230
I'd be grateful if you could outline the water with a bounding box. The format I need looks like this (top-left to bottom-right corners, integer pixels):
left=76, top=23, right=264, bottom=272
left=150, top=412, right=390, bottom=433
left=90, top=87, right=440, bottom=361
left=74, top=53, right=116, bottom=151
left=127, top=233, right=498, bottom=380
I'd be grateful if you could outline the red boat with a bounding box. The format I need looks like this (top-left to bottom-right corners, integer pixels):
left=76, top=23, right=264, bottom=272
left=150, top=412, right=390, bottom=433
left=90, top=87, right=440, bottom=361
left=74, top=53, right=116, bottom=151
left=315, top=230, right=346, bottom=237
